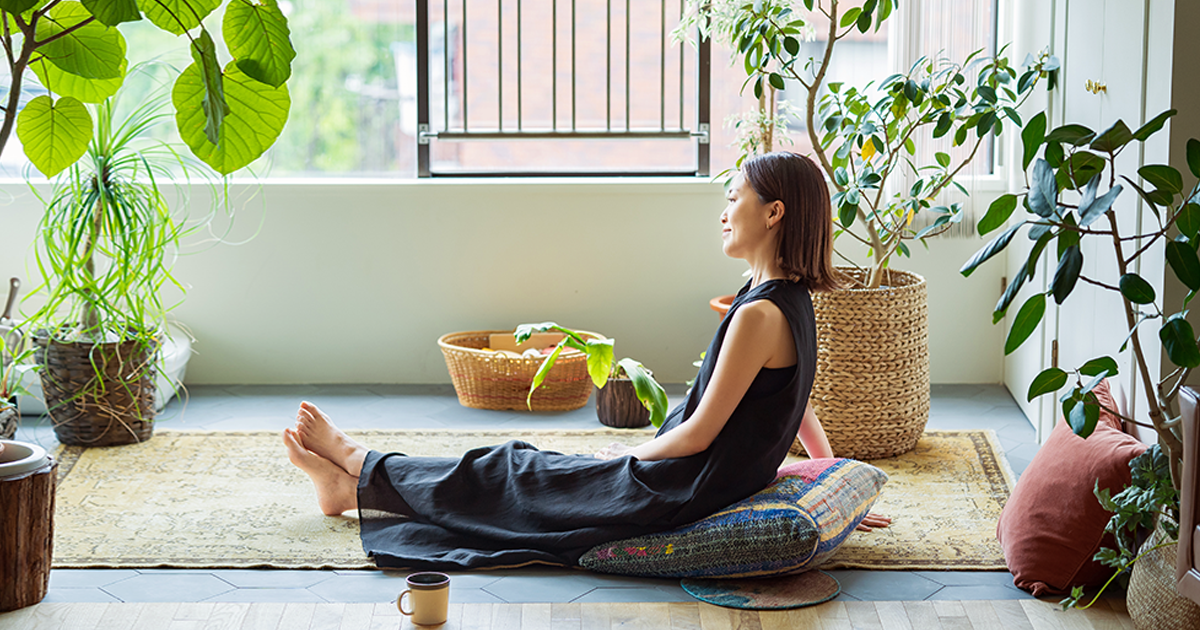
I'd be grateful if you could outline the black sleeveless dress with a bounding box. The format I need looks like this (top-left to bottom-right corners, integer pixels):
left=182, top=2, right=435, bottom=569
left=357, top=279, right=817, bottom=569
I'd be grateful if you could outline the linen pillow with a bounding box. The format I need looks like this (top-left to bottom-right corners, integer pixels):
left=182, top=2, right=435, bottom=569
left=578, top=458, right=887, bottom=578
left=996, top=379, right=1148, bottom=596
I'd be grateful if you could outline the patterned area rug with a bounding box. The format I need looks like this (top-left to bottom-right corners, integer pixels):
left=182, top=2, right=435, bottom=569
left=50, top=428, right=1013, bottom=570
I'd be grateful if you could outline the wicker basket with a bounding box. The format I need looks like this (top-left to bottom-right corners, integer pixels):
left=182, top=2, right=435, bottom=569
left=438, top=330, right=599, bottom=411
left=792, top=267, right=930, bottom=460
left=1127, top=522, right=1200, bottom=630
left=0, top=404, right=16, bottom=440
left=40, top=336, right=156, bottom=446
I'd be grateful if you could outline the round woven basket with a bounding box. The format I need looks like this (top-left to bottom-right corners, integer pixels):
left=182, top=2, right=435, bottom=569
left=0, top=404, right=16, bottom=440
left=40, top=336, right=156, bottom=446
left=595, top=379, right=651, bottom=428
left=438, top=330, right=599, bottom=412
left=792, top=267, right=930, bottom=460
left=1127, top=522, right=1200, bottom=630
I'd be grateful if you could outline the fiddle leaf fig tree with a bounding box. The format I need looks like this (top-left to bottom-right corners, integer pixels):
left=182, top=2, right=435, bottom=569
left=678, top=0, right=1059, bottom=288
left=0, top=0, right=295, bottom=177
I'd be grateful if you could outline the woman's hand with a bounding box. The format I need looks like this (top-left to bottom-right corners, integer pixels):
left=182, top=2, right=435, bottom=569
left=856, top=512, right=892, bottom=532
left=595, top=442, right=633, bottom=460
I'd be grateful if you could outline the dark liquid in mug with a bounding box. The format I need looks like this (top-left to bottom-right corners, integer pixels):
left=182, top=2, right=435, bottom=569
left=408, top=572, right=449, bottom=587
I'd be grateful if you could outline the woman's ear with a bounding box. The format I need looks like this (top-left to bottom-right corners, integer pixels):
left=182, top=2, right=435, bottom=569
left=767, top=201, right=785, bottom=229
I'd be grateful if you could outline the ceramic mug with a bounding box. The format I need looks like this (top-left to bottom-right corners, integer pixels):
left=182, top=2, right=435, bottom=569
left=397, top=572, right=450, bottom=626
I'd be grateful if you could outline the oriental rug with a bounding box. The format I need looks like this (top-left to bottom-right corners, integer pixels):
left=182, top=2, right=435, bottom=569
left=50, top=428, right=1013, bottom=570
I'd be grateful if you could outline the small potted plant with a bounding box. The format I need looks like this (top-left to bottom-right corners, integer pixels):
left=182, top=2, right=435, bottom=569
left=0, top=334, right=35, bottom=440
left=516, top=322, right=669, bottom=428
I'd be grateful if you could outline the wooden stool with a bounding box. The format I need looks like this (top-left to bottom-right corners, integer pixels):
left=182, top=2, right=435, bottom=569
left=0, top=441, right=56, bottom=612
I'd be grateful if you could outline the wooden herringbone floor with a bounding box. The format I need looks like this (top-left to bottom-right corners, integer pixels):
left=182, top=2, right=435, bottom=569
left=0, top=598, right=1132, bottom=629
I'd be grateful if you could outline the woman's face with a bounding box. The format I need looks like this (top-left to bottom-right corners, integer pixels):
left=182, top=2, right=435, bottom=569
left=721, top=173, right=776, bottom=260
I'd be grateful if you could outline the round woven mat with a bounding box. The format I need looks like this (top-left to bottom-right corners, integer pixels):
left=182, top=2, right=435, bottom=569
left=680, top=571, right=840, bottom=610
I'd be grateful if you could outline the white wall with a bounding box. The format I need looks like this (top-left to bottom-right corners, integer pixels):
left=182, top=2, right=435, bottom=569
left=0, top=178, right=1005, bottom=385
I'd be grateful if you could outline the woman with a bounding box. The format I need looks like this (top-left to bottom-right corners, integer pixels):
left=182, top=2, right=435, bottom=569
left=283, top=151, right=888, bottom=570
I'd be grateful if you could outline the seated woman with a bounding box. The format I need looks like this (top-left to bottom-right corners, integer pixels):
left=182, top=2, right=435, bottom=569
left=283, top=151, right=889, bottom=570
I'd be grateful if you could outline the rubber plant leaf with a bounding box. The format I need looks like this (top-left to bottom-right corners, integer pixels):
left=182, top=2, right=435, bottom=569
left=1131, top=109, right=1175, bottom=142
left=1088, top=120, right=1133, bottom=154
left=584, top=337, right=614, bottom=390
left=82, top=0, right=141, bottom=26
left=1166, top=237, right=1200, bottom=292
left=36, top=2, right=125, bottom=79
left=1027, top=367, right=1067, bottom=402
left=1079, top=356, right=1119, bottom=378
left=1027, top=158, right=1058, bottom=217
left=1004, top=293, right=1045, bottom=355
left=1021, top=111, right=1046, bottom=171
left=1067, top=392, right=1100, bottom=438
left=977, top=193, right=1018, bottom=236
left=618, top=357, right=669, bottom=428
left=30, top=56, right=125, bottom=104
left=1119, top=273, right=1156, bottom=304
left=1079, top=184, right=1122, bottom=227
left=137, top=0, right=221, bottom=35
left=173, top=61, right=289, bottom=175
left=961, top=221, right=1024, bottom=277
left=16, top=95, right=92, bottom=177
left=1160, top=315, right=1200, bottom=369
left=1051, top=245, right=1083, bottom=305
left=224, top=0, right=295, bottom=88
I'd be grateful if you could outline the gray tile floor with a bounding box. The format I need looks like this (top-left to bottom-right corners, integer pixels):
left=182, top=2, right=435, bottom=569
left=14, top=383, right=1039, bottom=605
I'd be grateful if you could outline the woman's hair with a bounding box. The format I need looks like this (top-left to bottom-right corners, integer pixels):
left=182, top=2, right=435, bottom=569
left=741, top=152, right=839, bottom=291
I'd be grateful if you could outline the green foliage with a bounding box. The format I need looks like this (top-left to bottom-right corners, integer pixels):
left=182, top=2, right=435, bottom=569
left=515, top=322, right=670, bottom=428
left=1, top=0, right=295, bottom=176
left=678, top=0, right=1059, bottom=288
left=0, top=334, right=36, bottom=404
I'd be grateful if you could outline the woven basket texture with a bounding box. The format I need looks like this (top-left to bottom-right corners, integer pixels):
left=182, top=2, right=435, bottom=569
left=1127, top=523, right=1200, bottom=630
left=40, top=338, right=156, bottom=446
left=438, top=330, right=597, bottom=411
left=595, top=379, right=651, bottom=428
left=792, top=267, right=930, bottom=460
left=0, top=404, right=15, bottom=440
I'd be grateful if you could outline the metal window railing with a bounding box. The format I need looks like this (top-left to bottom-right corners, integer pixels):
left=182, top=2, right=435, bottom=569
left=416, top=0, right=710, bottom=177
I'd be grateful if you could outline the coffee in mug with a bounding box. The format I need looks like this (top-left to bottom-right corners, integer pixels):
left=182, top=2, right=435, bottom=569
left=397, top=571, right=450, bottom=626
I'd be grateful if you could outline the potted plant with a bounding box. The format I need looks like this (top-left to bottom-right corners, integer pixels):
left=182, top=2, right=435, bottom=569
left=0, top=334, right=35, bottom=440
left=679, top=0, right=1058, bottom=458
left=22, top=72, right=230, bottom=446
left=516, top=322, right=670, bottom=428
left=960, top=108, right=1200, bottom=624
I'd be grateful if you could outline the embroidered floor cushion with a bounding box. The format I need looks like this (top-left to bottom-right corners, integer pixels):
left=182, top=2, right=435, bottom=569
left=578, top=458, right=888, bottom=578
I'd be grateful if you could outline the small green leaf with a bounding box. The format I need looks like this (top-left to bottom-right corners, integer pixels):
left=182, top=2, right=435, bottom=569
left=1079, top=356, right=1119, bottom=378
left=1045, top=124, right=1095, bottom=146
left=1027, top=158, right=1058, bottom=217
left=1079, top=184, right=1122, bottom=227
left=1068, top=393, right=1100, bottom=438
left=15, top=95, right=92, bottom=177
left=1021, top=111, right=1046, bottom=171
left=935, top=151, right=950, bottom=168
left=1089, top=120, right=1134, bottom=154
left=1119, top=273, right=1156, bottom=304
left=1051, top=245, right=1083, bottom=304
left=977, top=85, right=997, bottom=103
left=1188, top=139, right=1200, bottom=179
left=1139, top=164, right=1183, bottom=194
left=962, top=221, right=1024, bottom=277
left=783, top=36, right=799, bottom=55
left=994, top=261, right=1029, bottom=320
left=1132, top=109, right=1176, bottom=141
left=1160, top=315, right=1200, bottom=369
left=1027, top=367, right=1068, bottom=401
left=224, top=0, right=296, bottom=88
left=1167, top=238, right=1200, bottom=291
left=768, top=72, right=785, bottom=91
left=584, top=338, right=614, bottom=389
left=1005, top=293, right=1045, bottom=355
left=139, top=0, right=222, bottom=35
left=838, top=203, right=857, bottom=228
left=978, top=194, right=1018, bottom=236
left=82, top=0, right=141, bottom=25
left=839, top=7, right=862, bottom=27
left=1177, top=203, right=1200, bottom=241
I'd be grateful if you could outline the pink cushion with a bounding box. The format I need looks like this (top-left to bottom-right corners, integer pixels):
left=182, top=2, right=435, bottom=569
left=996, top=379, right=1147, bottom=596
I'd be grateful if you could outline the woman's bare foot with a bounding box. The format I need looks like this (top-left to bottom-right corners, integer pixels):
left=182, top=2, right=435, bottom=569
left=283, top=428, right=358, bottom=516
left=294, top=401, right=369, bottom=477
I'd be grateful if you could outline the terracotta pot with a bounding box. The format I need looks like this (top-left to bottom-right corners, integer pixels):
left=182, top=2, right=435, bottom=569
left=1127, top=522, right=1200, bottom=630
left=595, top=378, right=651, bottom=428
left=710, top=295, right=735, bottom=321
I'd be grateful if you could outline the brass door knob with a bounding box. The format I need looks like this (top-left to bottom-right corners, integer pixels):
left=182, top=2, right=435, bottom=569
left=1085, top=79, right=1107, bottom=94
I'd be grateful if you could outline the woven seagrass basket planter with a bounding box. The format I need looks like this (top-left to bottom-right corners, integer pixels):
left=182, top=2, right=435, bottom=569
left=39, top=336, right=157, bottom=446
left=438, top=330, right=599, bottom=412
left=792, top=267, right=930, bottom=460
left=1127, top=522, right=1200, bottom=630
left=595, top=378, right=651, bottom=428
left=0, top=404, right=16, bottom=440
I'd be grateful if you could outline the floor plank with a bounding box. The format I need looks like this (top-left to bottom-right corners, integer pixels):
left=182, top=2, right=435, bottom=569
left=667, top=602, right=701, bottom=630
left=960, top=601, right=1004, bottom=630
left=988, top=600, right=1034, bottom=630
left=902, top=601, right=941, bottom=630
left=336, top=604, right=373, bottom=630
left=579, top=601, right=610, bottom=630
left=845, top=601, right=883, bottom=630
left=132, top=603, right=180, bottom=630
left=696, top=602, right=735, bottom=630
left=873, top=601, right=914, bottom=630
left=238, top=602, right=285, bottom=630
left=520, top=603, right=552, bottom=630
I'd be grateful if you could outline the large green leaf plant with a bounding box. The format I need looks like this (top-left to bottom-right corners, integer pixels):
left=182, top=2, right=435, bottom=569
left=1, top=0, right=294, bottom=177
left=677, top=0, right=1058, bottom=289
left=959, top=109, right=1197, bottom=607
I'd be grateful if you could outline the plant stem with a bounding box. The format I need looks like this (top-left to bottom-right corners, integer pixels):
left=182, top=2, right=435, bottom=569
left=0, top=17, right=36, bottom=161
left=81, top=193, right=103, bottom=337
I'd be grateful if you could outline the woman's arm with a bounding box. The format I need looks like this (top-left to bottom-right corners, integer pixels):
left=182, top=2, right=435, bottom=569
left=796, top=401, right=833, bottom=459
left=625, top=300, right=793, bottom=462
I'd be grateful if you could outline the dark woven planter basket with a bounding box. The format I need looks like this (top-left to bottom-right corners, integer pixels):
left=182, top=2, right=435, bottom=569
left=0, top=404, right=16, bottom=440
left=595, top=378, right=651, bottom=428
left=39, top=336, right=156, bottom=446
